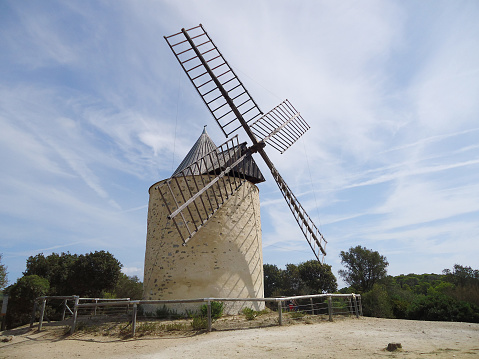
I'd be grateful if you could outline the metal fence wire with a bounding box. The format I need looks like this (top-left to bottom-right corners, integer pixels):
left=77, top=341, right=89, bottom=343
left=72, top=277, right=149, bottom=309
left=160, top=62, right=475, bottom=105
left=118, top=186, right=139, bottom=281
left=30, top=294, right=362, bottom=336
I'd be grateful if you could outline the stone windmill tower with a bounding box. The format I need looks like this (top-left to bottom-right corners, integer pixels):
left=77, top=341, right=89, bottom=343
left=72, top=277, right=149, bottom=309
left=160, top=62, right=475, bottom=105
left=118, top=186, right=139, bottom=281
left=143, top=127, right=266, bottom=314
left=143, top=25, right=327, bottom=314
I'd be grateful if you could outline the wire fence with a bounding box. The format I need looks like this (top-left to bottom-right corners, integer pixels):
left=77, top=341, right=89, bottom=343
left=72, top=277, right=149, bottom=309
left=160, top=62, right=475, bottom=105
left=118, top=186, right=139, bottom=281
left=30, top=293, right=362, bottom=337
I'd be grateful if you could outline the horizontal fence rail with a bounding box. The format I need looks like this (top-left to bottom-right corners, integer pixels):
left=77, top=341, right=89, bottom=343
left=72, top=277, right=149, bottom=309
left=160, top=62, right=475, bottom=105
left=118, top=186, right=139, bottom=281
left=31, top=294, right=362, bottom=336
left=29, top=296, right=131, bottom=333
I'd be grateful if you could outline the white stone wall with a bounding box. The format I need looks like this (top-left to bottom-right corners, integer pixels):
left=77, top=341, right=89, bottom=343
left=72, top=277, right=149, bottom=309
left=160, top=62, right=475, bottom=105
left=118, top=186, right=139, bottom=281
left=142, top=175, right=264, bottom=315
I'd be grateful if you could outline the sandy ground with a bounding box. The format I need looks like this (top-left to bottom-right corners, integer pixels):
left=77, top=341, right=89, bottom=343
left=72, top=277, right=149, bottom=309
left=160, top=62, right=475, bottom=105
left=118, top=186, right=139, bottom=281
left=1, top=316, right=478, bottom=359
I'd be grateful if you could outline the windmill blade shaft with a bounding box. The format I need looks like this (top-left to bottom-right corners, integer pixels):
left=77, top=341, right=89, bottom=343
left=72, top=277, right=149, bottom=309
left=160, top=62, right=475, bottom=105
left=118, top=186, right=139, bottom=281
left=180, top=27, right=259, bottom=145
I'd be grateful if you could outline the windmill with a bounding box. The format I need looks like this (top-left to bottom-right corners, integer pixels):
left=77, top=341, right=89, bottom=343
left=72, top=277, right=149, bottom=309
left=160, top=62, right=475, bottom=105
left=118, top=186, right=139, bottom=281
left=142, top=25, right=326, bottom=314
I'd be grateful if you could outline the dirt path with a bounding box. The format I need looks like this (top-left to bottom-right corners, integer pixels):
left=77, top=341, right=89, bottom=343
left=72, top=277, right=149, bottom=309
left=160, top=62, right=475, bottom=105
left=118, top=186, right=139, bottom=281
left=1, top=317, right=478, bottom=358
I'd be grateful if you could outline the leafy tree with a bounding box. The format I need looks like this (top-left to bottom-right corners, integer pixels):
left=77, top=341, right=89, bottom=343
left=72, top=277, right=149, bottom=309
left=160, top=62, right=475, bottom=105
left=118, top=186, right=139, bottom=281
left=69, top=250, right=122, bottom=297
left=5, top=275, right=50, bottom=329
left=448, top=284, right=479, bottom=307
left=427, top=281, right=454, bottom=296
left=443, top=264, right=479, bottom=307
left=297, top=260, right=337, bottom=294
left=443, top=264, right=479, bottom=287
left=388, top=290, right=416, bottom=319
left=263, top=264, right=283, bottom=297
left=361, top=283, right=393, bottom=318
left=0, top=253, right=7, bottom=290
left=338, top=245, right=388, bottom=293
left=282, top=264, right=302, bottom=295
left=264, top=261, right=338, bottom=297
left=394, top=273, right=443, bottom=295
left=24, top=251, right=122, bottom=297
left=24, top=252, right=78, bottom=295
left=112, top=274, right=143, bottom=299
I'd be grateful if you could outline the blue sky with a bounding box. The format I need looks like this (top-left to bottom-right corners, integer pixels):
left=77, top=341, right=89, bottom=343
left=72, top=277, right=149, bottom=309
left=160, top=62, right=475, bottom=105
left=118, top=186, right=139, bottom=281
left=1, top=1, right=478, bottom=289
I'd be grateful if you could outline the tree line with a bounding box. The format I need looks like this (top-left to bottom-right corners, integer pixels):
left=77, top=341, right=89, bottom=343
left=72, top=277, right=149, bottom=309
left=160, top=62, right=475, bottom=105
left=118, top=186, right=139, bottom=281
left=264, top=260, right=337, bottom=297
left=263, top=245, right=389, bottom=297
left=264, top=245, right=479, bottom=323
left=356, top=264, right=479, bottom=322
left=2, top=245, right=478, bottom=329
left=2, top=251, right=142, bottom=329
left=335, top=246, right=479, bottom=323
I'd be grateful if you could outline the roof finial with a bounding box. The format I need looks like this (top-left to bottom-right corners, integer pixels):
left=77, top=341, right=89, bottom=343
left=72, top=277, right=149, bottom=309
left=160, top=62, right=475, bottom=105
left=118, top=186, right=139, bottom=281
left=202, top=125, right=207, bottom=134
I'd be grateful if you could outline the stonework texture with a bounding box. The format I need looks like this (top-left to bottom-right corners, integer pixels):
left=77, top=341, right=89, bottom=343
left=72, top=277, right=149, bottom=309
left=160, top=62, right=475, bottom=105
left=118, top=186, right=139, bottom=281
left=142, top=175, right=264, bottom=315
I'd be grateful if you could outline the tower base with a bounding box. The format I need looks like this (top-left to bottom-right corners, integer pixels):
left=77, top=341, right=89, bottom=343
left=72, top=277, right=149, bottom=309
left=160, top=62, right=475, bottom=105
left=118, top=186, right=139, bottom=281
left=143, top=176, right=264, bottom=315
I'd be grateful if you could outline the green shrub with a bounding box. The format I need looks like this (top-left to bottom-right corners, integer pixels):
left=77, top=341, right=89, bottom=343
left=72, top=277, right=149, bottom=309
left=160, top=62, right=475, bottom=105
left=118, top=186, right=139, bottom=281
left=5, top=275, right=50, bottom=329
left=242, top=307, right=269, bottom=320
left=390, top=296, right=410, bottom=319
left=407, top=293, right=479, bottom=323
left=200, top=301, right=224, bottom=320
left=362, top=284, right=394, bottom=318
left=387, top=286, right=417, bottom=319
left=242, top=307, right=257, bottom=320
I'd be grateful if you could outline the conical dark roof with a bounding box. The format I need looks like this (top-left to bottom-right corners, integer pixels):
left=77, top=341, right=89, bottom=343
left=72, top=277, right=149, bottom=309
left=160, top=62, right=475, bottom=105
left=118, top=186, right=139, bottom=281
left=172, top=127, right=265, bottom=184
left=172, top=126, right=217, bottom=177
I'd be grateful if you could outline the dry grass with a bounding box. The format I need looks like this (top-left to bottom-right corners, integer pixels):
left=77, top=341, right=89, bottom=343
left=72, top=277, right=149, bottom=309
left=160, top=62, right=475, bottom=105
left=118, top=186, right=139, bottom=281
left=19, top=311, right=351, bottom=339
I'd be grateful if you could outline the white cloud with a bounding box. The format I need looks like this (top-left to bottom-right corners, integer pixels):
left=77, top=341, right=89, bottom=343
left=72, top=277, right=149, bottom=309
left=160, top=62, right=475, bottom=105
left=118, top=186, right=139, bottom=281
left=375, top=181, right=479, bottom=229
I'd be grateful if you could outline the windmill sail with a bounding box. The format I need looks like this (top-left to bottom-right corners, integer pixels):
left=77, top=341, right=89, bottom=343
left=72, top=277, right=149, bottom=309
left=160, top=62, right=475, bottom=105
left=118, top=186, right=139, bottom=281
left=250, top=99, right=310, bottom=154
left=165, top=25, right=263, bottom=138
left=156, top=135, right=262, bottom=245
left=269, top=162, right=327, bottom=260
left=165, top=25, right=327, bottom=261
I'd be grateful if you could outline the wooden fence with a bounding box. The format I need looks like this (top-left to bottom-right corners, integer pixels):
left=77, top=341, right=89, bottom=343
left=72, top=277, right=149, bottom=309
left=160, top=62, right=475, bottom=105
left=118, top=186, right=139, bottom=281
left=30, top=293, right=362, bottom=336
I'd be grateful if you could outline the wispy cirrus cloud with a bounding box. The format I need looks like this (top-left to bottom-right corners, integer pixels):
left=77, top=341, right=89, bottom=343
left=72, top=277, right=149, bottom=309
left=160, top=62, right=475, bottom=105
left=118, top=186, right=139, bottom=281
left=1, top=0, right=478, bottom=285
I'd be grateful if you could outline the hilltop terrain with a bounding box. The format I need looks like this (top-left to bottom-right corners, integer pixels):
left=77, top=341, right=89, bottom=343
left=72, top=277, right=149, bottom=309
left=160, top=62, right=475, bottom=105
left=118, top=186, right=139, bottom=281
left=1, top=316, right=478, bottom=358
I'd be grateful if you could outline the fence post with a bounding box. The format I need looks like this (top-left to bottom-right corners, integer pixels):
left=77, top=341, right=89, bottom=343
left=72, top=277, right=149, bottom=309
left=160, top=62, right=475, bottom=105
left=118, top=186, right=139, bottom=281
left=30, top=299, right=38, bottom=328
left=328, top=296, right=333, bottom=322
left=277, top=300, right=283, bottom=326
left=309, top=298, right=314, bottom=314
left=1, top=294, right=8, bottom=331
left=62, top=299, right=66, bottom=321
left=353, top=294, right=360, bottom=318
left=132, top=303, right=137, bottom=337
left=358, top=295, right=363, bottom=316
left=94, top=298, right=98, bottom=316
left=38, top=298, right=47, bottom=331
left=207, top=300, right=212, bottom=332
left=70, top=296, right=79, bottom=335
